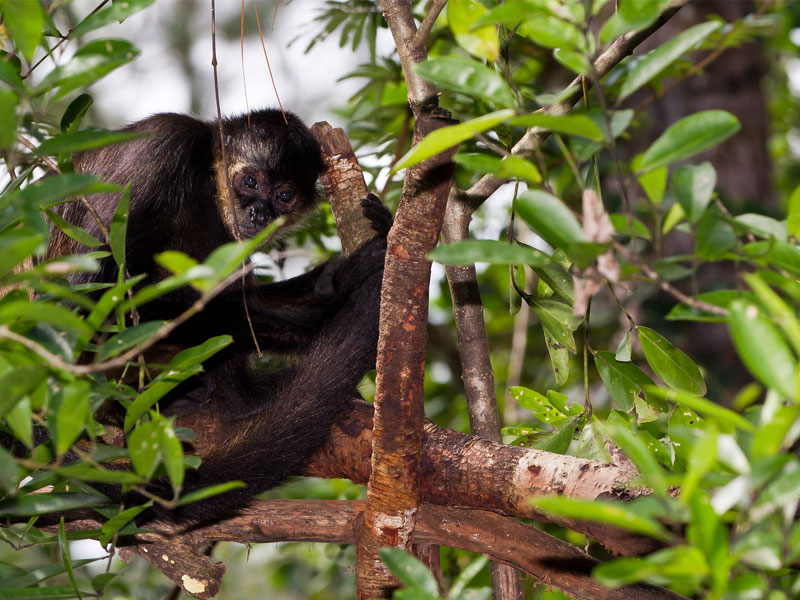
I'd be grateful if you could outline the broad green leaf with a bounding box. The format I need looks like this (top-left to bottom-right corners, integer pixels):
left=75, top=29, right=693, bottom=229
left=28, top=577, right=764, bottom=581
left=44, top=208, right=103, bottom=248
left=153, top=413, right=184, bottom=493
left=60, top=94, right=94, bottom=133
left=393, top=110, right=515, bottom=173
left=734, top=213, right=787, bottom=241
left=127, top=421, right=160, bottom=480
left=0, top=446, right=20, bottom=493
left=0, top=366, right=47, bottom=418
left=544, top=328, right=570, bottom=386
left=175, top=481, right=246, bottom=506
left=594, top=546, right=708, bottom=589
left=609, top=214, right=652, bottom=241
left=508, top=386, right=573, bottom=425
left=618, top=21, right=721, bottom=100
left=529, top=297, right=581, bottom=353
left=529, top=496, right=670, bottom=541
left=514, top=190, right=585, bottom=251
left=752, top=403, right=799, bottom=462
left=695, top=210, right=736, bottom=260
left=553, top=47, right=591, bottom=75
left=0, top=492, right=108, bottom=516
left=594, top=351, right=662, bottom=412
left=533, top=253, right=573, bottom=305
left=471, top=0, right=547, bottom=28
left=415, top=57, right=514, bottom=107
left=429, top=240, right=553, bottom=267
left=666, top=289, right=747, bottom=323
left=661, top=202, right=685, bottom=235
left=86, top=276, right=145, bottom=332
left=615, top=331, right=632, bottom=362
left=728, top=300, right=797, bottom=400
left=56, top=463, right=142, bottom=485
left=53, top=381, right=90, bottom=457
left=35, top=39, right=140, bottom=100
left=647, top=387, right=754, bottom=432
left=99, top=503, right=150, bottom=546
left=787, top=184, right=800, bottom=238
left=671, top=162, right=716, bottom=224
left=98, top=321, right=166, bottom=361
left=6, top=397, right=33, bottom=448
left=638, top=326, right=706, bottom=395
left=529, top=416, right=579, bottom=454
left=681, top=427, right=718, bottom=502
left=110, top=184, right=130, bottom=270
left=752, top=460, right=800, bottom=519
left=448, top=0, right=500, bottom=62
left=0, top=89, right=19, bottom=148
left=156, top=251, right=200, bottom=275
left=0, top=300, right=92, bottom=339
left=70, top=0, right=158, bottom=38
left=745, top=273, right=800, bottom=356
left=380, top=547, right=439, bottom=595
left=638, top=111, right=741, bottom=171
left=637, top=165, right=667, bottom=205
left=519, top=16, right=585, bottom=51
left=0, top=230, right=45, bottom=278
left=0, top=0, right=44, bottom=61
left=599, top=0, right=669, bottom=43
left=36, top=130, right=141, bottom=156
left=454, top=153, right=541, bottom=183
left=123, top=366, right=202, bottom=432
left=510, top=113, right=604, bottom=142
left=7, top=174, right=121, bottom=213
left=166, top=335, right=233, bottom=371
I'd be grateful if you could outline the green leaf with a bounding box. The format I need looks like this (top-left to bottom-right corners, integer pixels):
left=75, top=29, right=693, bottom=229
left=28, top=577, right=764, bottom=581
left=124, top=367, right=202, bottom=432
left=99, top=504, right=150, bottom=547
left=602, top=421, right=668, bottom=495
left=166, top=335, right=233, bottom=371
left=454, top=153, right=541, bottom=183
left=681, top=427, right=718, bottom=502
left=429, top=240, right=553, bottom=267
left=529, top=496, right=670, bottom=541
left=544, top=328, right=570, bottom=386
left=7, top=174, right=121, bottom=213
left=609, top=214, right=652, bottom=241
left=379, top=547, right=439, bottom=595
left=54, top=381, right=90, bottom=457
left=0, top=300, right=92, bottom=340
left=530, top=416, right=579, bottom=454
left=671, top=162, right=716, bottom=224
left=695, top=210, right=736, bottom=260
left=0, top=492, right=108, bottom=516
left=60, top=94, right=94, bottom=133
left=153, top=413, right=184, bottom=493
left=110, top=184, right=131, bottom=269
left=594, top=546, right=708, bottom=590
left=0, top=0, right=45, bottom=62
left=44, top=208, right=103, bottom=249
left=533, top=253, right=573, bottom=305
left=599, top=0, right=669, bottom=43
left=744, top=272, right=800, bottom=356
left=638, top=111, right=741, bottom=171
left=594, top=351, right=662, bottom=412
left=393, top=110, right=515, bottom=173
left=175, top=481, right=246, bottom=506
left=0, top=446, right=20, bottom=493
left=0, top=366, right=47, bottom=418
left=0, top=89, right=19, bottom=148
left=85, top=276, right=144, bottom=332
left=787, top=184, right=800, bottom=238
left=615, top=331, right=632, bottom=362
left=618, top=21, right=721, bottom=101
left=528, top=297, right=581, bottom=354
left=519, top=16, right=585, bottom=51
left=70, top=0, right=158, bottom=38
left=646, top=387, right=754, bottom=432
left=553, top=47, right=591, bottom=76
left=127, top=421, right=161, bottom=480
left=734, top=213, right=788, bottom=241
left=0, top=230, right=44, bottom=278
left=508, top=386, right=574, bottom=425
left=514, top=190, right=586, bottom=251
left=638, top=326, right=706, bottom=395
left=448, top=0, right=501, bottom=62
left=1, top=557, right=102, bottom=590
left=509, top=113, right=604, bottom=142
left=57, top=463, right=142, bottom=485
left=0, top=586, right=94, bottom=599
left=98, top=321, right=166, bottom=361
left=6, top=397, right=33, bottom=448
left=637, top=165, right=667, bottom=205
left=35, top=39, right=140, bottom=100
left=36, top=130, right=142, bottom=157
left=728, top=300, right=797, bottom=400
left=666, top=289, right=745, bottom=323
left=57, top=519, right=80, bottom=599
left=415, top=57, right=514, bottom=108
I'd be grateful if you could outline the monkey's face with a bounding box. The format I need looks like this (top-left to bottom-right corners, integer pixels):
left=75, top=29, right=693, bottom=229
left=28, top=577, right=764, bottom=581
left=230, top=168, right=310, bottom=237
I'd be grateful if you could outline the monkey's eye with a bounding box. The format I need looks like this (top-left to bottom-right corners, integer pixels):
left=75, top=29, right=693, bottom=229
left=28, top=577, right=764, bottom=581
left=243, top=175, right=258, bottom=189
left=277, top=189, right=294, bottom=203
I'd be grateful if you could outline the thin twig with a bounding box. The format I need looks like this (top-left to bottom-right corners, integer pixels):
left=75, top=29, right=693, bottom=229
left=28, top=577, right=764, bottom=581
left=412, top=0, right=448, bottom=49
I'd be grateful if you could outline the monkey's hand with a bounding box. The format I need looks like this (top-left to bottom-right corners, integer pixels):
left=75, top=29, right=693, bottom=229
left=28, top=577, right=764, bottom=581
left=361, top=193, right=392, bottom=238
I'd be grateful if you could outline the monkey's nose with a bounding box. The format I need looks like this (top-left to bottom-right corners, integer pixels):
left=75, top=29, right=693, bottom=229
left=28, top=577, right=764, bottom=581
left=247, top=205, right=268, bottom=227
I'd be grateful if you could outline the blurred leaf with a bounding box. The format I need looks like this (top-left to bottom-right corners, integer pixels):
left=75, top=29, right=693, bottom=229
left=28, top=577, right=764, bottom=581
left=695, top=210, right=736, bottom=260
left=448, top=0, right=500, bottom=62
left=510, top=113, right=604, bottom=142
left=430, top=240, right=552, bottom=267
left=647, top=387, right=754, bottom=432
left=454, top=153, right=542, bottom=183
left=0, top=230, right=45, bottom=277
left=638, top=326, right=706, bottom=395
left=734, top=213, right=787, bottom=241
left=671, top=162, right=716, bottom=224
left=54, top=381, right=90, bottom=457
left=449, top=555, right=489, bottom=600
left=0, top=446, right=20, bottom=493
left=609, top=214, right=652, bottom=240
left=752, top=459, right=800, bottom=520
left=666, top=289, right=748, bottom=323
left=594, top=546, right=708, bottom=590
left=416, top=57, right=514, bottom=107
left=599, top=0, right=669, bottom=43
left=745, top=273, right=800, bottom=356
left=379, top=547, right=439, bottom=595
left=110, top=184, right=130, bottom=270
left=637, top=164, right=667, bottom=205
left=787, top=184, right=800, bottom=238
left=71, top=0, right=158, bottom=37
left=0, top=89, right=19, bottom=148
left=36, top=130, right=141, bottom=157
left=514, top=190, right=585, bottom=251
left=530, top=416, right=579, bottom=453
left=0, top=0, right=45, bottom=61
left=0, top=493, right=108, bottom=516
left=602, top=421, right=668, bottom=495
left=518, top=16, right=585, bottom=51
left=60, top=94, right=94, bottom=133
left=728, top=300, right=797, bottom=400
left=553, top=47, right=591, bottom=75
left=529, top=496, right=670, bottom=541
left=393, top=110, right=515, bottom=173
left=5, top=396, right=33, bottom=448
left=618, top=21, right=721, bottom=101
left=638, top=111, right=741, bottom=171
left=681, top=427, right=718, bottom=502
left=0, top=366, right=47, bottom=418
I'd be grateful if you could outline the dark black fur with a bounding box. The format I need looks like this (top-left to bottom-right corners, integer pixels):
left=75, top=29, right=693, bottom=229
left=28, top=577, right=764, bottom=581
left=48, top=109, right=388, bottom=523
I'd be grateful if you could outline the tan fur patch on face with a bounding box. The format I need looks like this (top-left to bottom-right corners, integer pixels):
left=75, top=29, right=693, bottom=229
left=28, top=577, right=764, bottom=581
left=214, top=158, right=246, bottom=239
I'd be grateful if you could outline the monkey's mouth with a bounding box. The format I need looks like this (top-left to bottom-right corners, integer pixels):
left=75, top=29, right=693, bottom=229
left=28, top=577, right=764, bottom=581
left=238, top=204, right=273, bottom=237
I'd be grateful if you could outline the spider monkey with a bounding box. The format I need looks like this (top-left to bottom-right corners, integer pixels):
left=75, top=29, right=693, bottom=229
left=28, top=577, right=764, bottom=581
left=46, top=109, right=390, bottom=523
